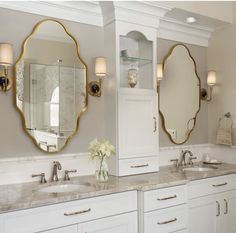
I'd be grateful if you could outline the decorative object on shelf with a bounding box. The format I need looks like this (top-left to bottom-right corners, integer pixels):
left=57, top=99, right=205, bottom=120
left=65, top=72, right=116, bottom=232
left=216, top=112, right=233, bottom=146
left=156, top=63, right=163, bottom=88
left=89, top=138, right=115, bottom=182
left=88, top=57, right=107, bottom=97
left=128, top=66, right=138, bottom=88
left=201, top=70, right=217, bottom=101
left=0, top=43, right=13, bottom=92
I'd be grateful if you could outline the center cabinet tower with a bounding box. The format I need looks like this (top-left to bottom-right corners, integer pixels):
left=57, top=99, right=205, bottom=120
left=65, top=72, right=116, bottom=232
left=104, top=20, right=159, bottom=176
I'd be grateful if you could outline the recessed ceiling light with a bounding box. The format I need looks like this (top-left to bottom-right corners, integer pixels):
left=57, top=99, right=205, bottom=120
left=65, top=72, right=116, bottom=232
left=186, top=17, right=197, bottom=24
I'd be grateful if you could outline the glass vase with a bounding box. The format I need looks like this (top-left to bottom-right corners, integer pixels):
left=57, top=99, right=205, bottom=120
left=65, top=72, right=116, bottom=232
left=95, top=158, right=109, bottom=182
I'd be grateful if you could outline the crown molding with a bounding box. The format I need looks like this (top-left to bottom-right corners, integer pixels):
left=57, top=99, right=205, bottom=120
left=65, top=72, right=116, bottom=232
left=101, top=1, right=171, bottom=28
left=158, top=17, right=214, bottom=47
left=0, top=1, right=103, bottom=26
left=0, top=1, right=216, bottom=46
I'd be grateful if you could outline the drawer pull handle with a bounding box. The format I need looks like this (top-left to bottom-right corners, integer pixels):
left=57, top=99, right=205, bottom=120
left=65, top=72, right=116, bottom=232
left=212, top=182, right=228, bottom=187
left=224, top=199, right=228, bottom=215
left=216, top=201, right=220, bottom=216
left=158, top=218, right=177, bottom=225
left=64, top=208, right=91, bottom=216
left=153, top=117, right=157, bottom=132
left=157, top=195, right=177, bottom=201
left=130, top=164, right=149, bottom=168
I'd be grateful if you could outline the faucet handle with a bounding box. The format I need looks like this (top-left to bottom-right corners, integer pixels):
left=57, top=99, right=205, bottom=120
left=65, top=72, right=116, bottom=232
left=32, top=173, right=47, bottom=184
left=64, top=169, right=77, bottom=181
left=170, top=159, right=179, bottom=168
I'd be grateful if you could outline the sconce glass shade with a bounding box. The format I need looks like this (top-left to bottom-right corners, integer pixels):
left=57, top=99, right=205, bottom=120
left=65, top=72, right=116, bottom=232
left=95, top=57, right=106, bottom=77
left=157, top=63, right=163, bottom=81
left=207, top=70, right=216, bottom=86
left=0, top=43, right=13, bottom=66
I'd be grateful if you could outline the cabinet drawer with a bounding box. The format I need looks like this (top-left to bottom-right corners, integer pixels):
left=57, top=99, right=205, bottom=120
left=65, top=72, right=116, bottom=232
left=144, top=205, right=188, bottom=233
left=144, top=185, right=187, bottom=212
left=0, top=191, right=137, bottom=233
left=188, top=174, right=236, bottom=199
left=119, top=156, right=158, bottom=176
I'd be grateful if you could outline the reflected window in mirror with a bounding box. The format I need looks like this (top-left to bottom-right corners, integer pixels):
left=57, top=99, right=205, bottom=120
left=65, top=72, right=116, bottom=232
left=158, top=44, right=201, bottom=145
left=14, top=19, right=88, bottom=153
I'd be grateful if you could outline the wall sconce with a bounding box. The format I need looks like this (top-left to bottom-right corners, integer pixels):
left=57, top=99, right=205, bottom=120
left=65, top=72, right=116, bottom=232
left=0, top=43, right=13, bottom=92
left=156, top=63, right=163, bottom=89
left=88, top=57, right=107, bottom=97
left=201, top=70, right=216, bottom=101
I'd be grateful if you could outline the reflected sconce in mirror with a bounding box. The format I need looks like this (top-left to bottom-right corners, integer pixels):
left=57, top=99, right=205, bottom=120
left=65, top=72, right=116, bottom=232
left=156, top=63, right=163, bottom=88
left=0, top=43, right=13, bottom=92
left=201, top=70, right=216, bottom=101
left=88, top=57, right=107, bottom=97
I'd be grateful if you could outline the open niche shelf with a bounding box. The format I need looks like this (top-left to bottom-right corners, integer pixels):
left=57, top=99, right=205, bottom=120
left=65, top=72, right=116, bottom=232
left=119, top=32, right=153, bottom=89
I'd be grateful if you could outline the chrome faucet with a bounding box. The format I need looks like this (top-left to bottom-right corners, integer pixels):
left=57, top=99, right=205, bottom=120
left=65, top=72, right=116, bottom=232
left=179, top=150, right=196, bottom=166
left=51, top=161, right=62, bottom=182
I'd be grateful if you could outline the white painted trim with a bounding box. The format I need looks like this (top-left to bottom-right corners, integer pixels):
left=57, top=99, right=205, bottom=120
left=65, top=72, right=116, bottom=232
left=158, top=17, right=213, bottom=47
left=159, top=143, right=211, bottom=152
left=0, top=1, right=216, bottom=46
left=0, top=1, right=103, bottom=26
left=0, top=152, right=89, bottom=163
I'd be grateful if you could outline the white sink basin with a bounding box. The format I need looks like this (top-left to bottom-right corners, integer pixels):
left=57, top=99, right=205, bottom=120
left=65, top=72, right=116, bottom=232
left=183, top=166, right=216, bottom=172
left=38, top=184, right=88, bottom=194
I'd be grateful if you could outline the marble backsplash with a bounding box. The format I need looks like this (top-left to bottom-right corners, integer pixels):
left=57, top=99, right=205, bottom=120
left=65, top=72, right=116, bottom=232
left=0, top=143, right=235, bottom=185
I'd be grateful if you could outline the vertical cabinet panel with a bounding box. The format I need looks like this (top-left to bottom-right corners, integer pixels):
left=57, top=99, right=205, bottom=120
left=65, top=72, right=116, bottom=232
left=221, top=190, right=236, bottom=233
left=81, top=212, right=137, bottom=233
left=118, top=90, right=158, bottom=159
left=189, top=195, right=219, bottom=233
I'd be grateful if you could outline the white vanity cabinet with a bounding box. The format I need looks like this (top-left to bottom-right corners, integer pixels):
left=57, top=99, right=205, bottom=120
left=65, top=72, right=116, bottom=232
left=42, top=225, right=77, bottom=233
left=104, top=21, right=159, bottom=176
left=189, top=174, right=236, bottom=233
left=43, top=212, right=137, bottom=233
left=80, top=211, right=137, bottom=233
left=139, top=185, right=188, bottom=233
left=0, top=191, right=137, bottom=233
left=118, top=89, right=158, bottom=176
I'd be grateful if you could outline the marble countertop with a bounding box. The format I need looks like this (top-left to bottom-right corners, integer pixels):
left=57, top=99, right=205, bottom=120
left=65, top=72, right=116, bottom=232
left=1, top=162, right=236, bottom=214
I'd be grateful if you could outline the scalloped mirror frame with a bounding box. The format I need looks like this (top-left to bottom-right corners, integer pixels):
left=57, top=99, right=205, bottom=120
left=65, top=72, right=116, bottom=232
left=158, top=44, right=201, bottom=145
left=13, top=19, right=88, bottom=153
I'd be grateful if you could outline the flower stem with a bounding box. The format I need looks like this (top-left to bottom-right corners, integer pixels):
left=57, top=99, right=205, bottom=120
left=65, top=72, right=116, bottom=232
left=99, top=154, right=104, bottom=175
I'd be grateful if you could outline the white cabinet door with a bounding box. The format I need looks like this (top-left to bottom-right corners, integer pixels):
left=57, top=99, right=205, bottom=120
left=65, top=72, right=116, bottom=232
left=81, top=212, right=137, bottom=233
left=221, top=190, right=236, bottom=233
left=189, top=195, right=219, bottom=233
left=42, top=225, right=78, bottom=233
left=118, top=89, right=158, bottom=159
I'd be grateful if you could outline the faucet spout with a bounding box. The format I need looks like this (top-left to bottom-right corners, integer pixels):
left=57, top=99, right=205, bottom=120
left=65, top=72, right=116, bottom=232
left=179, top=150, right=194, bottom=167
left=51, top=161, right=62, bottom=182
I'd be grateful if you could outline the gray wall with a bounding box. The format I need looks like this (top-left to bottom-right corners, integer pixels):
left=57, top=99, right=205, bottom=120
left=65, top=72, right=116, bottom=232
left=157, top=38, right=208, bottom=147
left=0, top=8, right=105, bottom=157
left=207, top=3, right=236, bottom=145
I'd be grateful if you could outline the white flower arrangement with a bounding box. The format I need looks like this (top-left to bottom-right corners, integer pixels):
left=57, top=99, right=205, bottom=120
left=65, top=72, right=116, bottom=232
left=89, top=138, right=115, bottom=160
left=89, top=139, right=115, bottom=182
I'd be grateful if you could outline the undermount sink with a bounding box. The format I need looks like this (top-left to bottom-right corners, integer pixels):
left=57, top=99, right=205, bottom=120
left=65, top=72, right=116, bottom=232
left=38, top=184, right=89, bottom=194
left=183, top=166, right=217, bottom=172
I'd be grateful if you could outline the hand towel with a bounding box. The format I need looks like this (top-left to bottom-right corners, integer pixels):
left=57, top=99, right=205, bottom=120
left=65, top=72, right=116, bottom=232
left=216, top=117, right=233, bottom=146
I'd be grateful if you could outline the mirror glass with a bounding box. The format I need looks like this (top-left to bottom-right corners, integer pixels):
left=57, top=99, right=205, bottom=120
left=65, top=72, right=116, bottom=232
left=15, top=20, right=87, bottom=152
left=159, top=44, right=200, bottom=144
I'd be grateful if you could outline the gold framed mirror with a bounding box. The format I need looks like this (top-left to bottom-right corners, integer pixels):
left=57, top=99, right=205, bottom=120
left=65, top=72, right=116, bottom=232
left=14, top=19, right=88, bottom=153
left=158, top=44, right=201, bottom=145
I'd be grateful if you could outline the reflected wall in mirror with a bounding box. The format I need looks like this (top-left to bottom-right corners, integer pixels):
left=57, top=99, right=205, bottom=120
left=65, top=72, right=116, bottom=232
left=14, top=19, right=87, bottom=153
left=158, top=44, right=201, bottom=145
